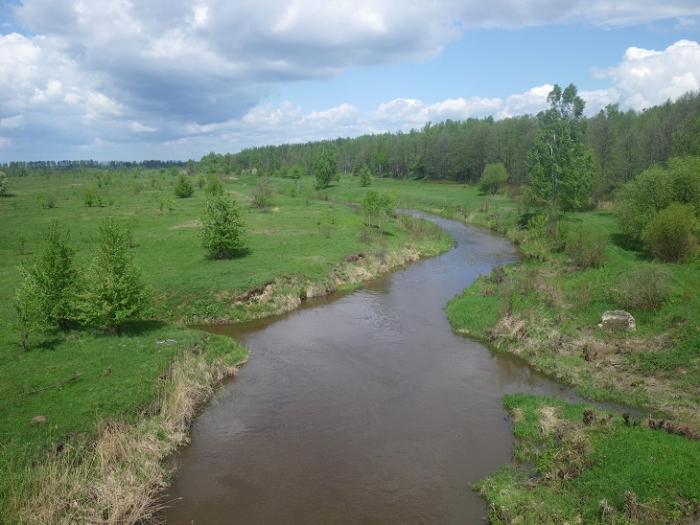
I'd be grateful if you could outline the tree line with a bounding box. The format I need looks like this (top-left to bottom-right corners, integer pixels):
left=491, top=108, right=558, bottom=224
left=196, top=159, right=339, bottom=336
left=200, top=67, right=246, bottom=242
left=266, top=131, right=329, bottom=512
left=216, top=90, right=700, bottom=198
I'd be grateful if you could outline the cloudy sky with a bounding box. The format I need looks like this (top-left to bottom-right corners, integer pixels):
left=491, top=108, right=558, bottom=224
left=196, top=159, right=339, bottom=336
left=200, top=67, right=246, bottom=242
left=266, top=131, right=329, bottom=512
left=1, top=1, right=700, bottom=161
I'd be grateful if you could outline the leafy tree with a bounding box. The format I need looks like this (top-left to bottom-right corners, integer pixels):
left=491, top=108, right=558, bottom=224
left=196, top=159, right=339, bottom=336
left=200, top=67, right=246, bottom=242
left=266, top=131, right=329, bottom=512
left=313, top=147, right=337, bottom=189
left=288, top=165, right=303, bottom=180
left=642, top=203, right=698, bottom=262
left=201, top=196, right=247, bottom=259
left=359, top=165, right=372, bottom=187
left=78, top=220, right=149, bottom=333
left=478, top=162, right=508, bottom=194
left=362, top=190, right=393, bottom=231
left=527, top=84, right=596, bottom=212
left=0, top=170, right=7, bottom=197
left=174, top=173, right=194, bottom=198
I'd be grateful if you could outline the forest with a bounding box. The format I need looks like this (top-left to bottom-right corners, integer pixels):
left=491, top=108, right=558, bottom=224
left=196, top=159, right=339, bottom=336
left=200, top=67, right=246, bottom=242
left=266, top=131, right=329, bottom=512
left=210, top=91, right=700, bottom=198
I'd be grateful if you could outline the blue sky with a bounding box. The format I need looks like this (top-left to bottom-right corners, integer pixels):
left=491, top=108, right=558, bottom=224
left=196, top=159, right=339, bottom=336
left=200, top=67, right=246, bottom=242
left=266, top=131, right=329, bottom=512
left=1, top=1, right=700, bottom=161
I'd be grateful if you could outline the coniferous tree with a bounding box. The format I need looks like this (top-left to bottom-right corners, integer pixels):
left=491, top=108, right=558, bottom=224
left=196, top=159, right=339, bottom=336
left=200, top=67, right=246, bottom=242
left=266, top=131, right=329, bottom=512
left=79, top=220, right=149, bottom=333
left=201, top=196, right=246, bottom=259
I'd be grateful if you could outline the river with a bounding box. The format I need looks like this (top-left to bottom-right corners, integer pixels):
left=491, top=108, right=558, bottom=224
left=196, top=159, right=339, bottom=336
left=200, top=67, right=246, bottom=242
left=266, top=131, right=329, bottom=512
left=162, top=214, right=584, bottom=524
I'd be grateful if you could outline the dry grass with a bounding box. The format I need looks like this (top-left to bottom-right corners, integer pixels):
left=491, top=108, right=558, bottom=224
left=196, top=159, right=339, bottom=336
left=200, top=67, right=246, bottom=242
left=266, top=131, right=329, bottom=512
left=17, top=347, right=245, bottom=525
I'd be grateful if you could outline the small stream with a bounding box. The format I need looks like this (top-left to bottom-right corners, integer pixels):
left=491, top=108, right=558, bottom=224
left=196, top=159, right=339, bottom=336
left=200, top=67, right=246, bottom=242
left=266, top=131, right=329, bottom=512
left=162, top=214, right=588, bottom=524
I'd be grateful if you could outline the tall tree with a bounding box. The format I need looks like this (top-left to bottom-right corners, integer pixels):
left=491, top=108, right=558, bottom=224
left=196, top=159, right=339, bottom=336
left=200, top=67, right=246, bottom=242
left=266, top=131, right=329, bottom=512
left=313, top=146, right=337, bottom=189
left=527, top=83, right=596, bottom=212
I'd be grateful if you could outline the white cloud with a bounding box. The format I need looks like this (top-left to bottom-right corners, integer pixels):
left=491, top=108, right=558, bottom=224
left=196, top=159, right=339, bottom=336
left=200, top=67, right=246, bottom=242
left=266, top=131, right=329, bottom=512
left=2, top=1, right=700, bottom=159
left=129, top=121, right=157, bottom=133
left=602, top=39, right=700, bottom=110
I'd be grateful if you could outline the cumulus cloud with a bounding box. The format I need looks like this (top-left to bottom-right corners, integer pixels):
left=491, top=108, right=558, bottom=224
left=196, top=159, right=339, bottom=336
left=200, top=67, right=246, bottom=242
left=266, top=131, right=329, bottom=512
left=1, top=1, right=700, bottom=159
left=604, top=39, right=700, bottom=109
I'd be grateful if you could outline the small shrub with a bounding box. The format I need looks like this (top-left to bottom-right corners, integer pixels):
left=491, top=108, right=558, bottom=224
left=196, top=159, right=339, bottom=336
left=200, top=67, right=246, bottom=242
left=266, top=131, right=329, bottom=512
left=201, top=196, right=246, bottom=259
left=205, top=175, right=224, bottom=196
left=174, top=174, right=194, bottom=198
left=616, top=264, right=672, bottom=311
left=41, top=194, right=56, bottom=209
left=0, top=170, right=8, bottom=196
left=565, top=225, right=607, bottom=268
left=251, top=177, right=273, bottom=208
left=84, top=188, right=97, bottom=207
left=359, top=165, right=372, bottom=187
left=78, top=220, right=149, bottom=332
left=641, top=203, right=698, bottom=262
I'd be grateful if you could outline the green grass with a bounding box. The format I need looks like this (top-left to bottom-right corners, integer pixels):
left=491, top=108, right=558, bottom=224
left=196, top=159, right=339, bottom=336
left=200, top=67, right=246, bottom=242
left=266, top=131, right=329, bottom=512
left=480, top=394, right=700, bottom=524
left=0, top=169, right=465, bottom=519
left=447, top=210, right=700, bottom=422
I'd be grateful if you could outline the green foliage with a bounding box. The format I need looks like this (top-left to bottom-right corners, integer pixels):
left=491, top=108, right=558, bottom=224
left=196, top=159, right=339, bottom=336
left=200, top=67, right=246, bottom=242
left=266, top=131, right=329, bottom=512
left=527, top=84, right=596, bottom=211
left=0, top=170, right=7, bottom=196
left=288, top=165, right=303, bottom=180
left=616, top=264, right=672, bottom=312
left=313, top=147, right=337, bottom=190
left=174, top=173, right=194, bottom=198
left=201, top=196, right=247, bottom=259
left=481, top=395, right=700, bottom=525
left=14, top=265, right=43, bottom=351
left=361, top=190, right=393, bottom=230
left=205, top=175, right=224, bottom=196
left=41, top=194, right=56, bottom=209
left=251, top=177, right=273, bottom=208
left=478, top=162, right=508, bottom=194
left=616, top=165, right=675, bottom=240
left=13, top=222, right=78, bottom=347
left=358, top=165, right=372, bottom=187
left=83, top=187, right=100, bottom=207
left=641, top=202, right=698, bottom=262
left=616, top=156, right=700, bottom=243
left=565, top=224, right=607, bottom=268
left=199, top=151, right=227, bottom=175
left=78, top=220, right=149, bottom=332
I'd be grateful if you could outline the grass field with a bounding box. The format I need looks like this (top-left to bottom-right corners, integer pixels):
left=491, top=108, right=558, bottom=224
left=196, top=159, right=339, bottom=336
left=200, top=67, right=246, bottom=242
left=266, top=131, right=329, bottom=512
left=0, top=169, right=459, bottom=521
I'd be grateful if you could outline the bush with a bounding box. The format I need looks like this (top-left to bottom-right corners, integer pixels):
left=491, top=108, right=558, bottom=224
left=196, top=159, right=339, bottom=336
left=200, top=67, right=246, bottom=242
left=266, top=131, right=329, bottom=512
left=251, top=177, right=273, bottom=208
left=201, top=196, right=246, bottom=259
left=0, top=170, right=7, bottom=196
left=565, top=225, right=607, bottom=268
left=174, top=173, right=194, bottom=198
left=616, top=264, right=672, bottom=311
left=359, top=165, right=372, bottom=187
left=642, top=203, right=698, bottom=262
left=205, top=175, right=224, bottom=196
left=362, top=190, right=393, bottom=230
left=78, top=220, right=149, bottom=333
left=615, top=166, right=674, bottom=240
left=479, top=162, right=508, bottom=194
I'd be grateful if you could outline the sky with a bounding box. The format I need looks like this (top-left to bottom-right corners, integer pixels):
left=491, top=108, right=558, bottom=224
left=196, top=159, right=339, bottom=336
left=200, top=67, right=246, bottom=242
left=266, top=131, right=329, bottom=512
left=1, top=1, right=700, bottom=161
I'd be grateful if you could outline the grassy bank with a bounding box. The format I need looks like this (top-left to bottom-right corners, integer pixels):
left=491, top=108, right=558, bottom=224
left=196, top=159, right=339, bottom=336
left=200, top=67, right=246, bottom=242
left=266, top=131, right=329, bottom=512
left=447, top=211, right=700, bottom=427
left=0, top=170, right=458, bottom=522
left=446, top=207, right=700, bottom=522
left=480, top=394, right=700, bottom=524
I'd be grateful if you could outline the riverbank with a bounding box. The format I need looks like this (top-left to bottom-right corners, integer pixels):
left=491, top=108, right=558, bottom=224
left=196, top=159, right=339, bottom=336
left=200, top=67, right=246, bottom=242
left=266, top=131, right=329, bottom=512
left=444, top=207, right=700, bottom=521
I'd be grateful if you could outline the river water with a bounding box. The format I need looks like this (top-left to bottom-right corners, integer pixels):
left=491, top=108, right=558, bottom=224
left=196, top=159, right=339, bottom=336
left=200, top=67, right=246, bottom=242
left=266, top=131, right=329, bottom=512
left=162, top=215, right=582, bottom=524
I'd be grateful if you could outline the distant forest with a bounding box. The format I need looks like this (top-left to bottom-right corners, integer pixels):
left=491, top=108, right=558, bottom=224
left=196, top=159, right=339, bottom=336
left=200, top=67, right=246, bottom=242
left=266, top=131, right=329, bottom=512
left=1, top=159, right=187, bottom=176
left=218, top=91, right=700, bottom=198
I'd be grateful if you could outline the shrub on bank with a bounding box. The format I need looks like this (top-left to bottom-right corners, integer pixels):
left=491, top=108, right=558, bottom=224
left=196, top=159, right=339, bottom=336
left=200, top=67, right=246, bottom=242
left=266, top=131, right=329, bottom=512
left=565, top=225, right=607, bottom=269
left=615, top=264, right=672, bottom=312
left=641, top=203, right=698, bottom=262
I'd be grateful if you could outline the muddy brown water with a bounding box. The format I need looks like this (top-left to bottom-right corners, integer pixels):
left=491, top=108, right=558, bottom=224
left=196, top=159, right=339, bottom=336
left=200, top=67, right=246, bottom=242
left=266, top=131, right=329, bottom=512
left=162, top=214, right=589, bottom=524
